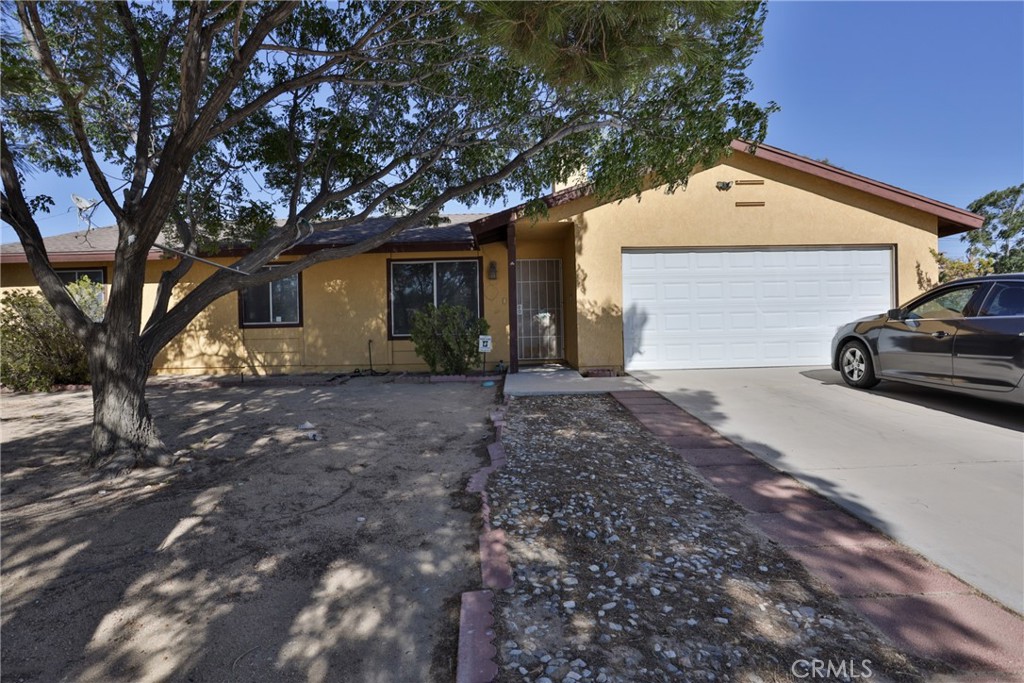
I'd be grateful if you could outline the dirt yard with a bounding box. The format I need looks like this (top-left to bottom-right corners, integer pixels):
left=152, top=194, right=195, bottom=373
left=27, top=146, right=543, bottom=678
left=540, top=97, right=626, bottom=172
left=1, top=377, right=497, bottom=683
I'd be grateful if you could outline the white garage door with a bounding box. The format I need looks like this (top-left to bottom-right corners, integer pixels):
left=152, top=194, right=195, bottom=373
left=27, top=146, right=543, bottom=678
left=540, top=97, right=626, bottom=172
left=622, top=248, right=893, bottom=370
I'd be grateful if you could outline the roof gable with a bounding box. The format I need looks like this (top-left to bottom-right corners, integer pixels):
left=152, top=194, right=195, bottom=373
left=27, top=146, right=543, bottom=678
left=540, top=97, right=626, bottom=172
left=472, top=142, right=983, bottom=239
left=728, top=141, right=982, bottom=237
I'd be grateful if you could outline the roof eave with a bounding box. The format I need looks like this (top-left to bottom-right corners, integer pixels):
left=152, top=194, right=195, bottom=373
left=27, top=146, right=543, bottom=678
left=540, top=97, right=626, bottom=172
left=729, top=140, right=984, bottom=235
left=470, top=183, right=593, bottom=241
left=0, top=249, right=166, bottom=264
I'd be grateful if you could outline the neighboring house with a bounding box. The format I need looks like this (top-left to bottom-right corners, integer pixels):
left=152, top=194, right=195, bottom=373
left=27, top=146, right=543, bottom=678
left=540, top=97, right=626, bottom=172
left=0, top=141, right=982, bottom=377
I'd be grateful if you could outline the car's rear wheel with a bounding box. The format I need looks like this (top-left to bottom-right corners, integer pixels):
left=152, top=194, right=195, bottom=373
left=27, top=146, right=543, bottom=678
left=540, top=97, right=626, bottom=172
left=839, top=340, right=880, bottom=389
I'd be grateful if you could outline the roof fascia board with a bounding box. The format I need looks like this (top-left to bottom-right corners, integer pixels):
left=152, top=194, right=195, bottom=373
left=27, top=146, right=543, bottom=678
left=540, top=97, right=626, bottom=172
left=729, top=140, right=982, bottom=234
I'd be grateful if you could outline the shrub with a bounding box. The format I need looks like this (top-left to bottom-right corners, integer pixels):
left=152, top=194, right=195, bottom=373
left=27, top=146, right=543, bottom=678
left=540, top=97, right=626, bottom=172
left=410, top=304, right=490, bottom=375
left=0, top=278, right=103, bottom=391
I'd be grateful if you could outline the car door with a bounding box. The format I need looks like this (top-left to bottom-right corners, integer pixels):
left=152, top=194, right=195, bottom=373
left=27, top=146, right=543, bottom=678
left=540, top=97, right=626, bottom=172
left=876, top=283, right=985, bottom=384
left=952, top=280, right=1024, bottom=393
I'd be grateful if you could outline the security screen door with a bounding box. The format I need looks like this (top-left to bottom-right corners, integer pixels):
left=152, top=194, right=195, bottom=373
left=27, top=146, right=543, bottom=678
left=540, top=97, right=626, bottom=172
left=517, top=259, right=564, bottom=361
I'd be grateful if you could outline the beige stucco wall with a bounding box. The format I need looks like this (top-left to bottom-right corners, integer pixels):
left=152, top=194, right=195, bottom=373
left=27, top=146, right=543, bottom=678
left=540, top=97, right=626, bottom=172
left=155, top=245, right=511, bottom=375
left=1, top=246, right=511, bottom=376
left=0, top=259, right=168, bottom=331
left=525, top=153, right=942, bottom=373
left=1, top=152, right=949, bottom=377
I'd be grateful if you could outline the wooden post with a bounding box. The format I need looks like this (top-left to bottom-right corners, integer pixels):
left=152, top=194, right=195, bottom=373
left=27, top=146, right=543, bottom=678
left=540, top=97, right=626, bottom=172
left=507, top=222, right=519, bottom=374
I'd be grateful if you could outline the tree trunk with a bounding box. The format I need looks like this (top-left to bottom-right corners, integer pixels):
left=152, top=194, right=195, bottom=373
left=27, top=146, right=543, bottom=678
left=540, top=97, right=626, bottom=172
left=86, top=333, right=164, bottom=469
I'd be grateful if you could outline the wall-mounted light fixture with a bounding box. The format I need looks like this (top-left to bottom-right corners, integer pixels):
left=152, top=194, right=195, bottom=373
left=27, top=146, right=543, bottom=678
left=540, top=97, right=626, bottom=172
left=716, top=181, right=734, bottom=192
left=488, top=260, right=498, bottom=280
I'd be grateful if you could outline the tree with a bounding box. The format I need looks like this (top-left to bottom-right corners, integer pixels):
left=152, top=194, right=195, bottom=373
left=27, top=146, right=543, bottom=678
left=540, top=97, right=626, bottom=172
left=917, top=248, right=993, bottom=289
left=964, top=184, right=1024, bottom=274
left=1, top=1, right=773, bottom=468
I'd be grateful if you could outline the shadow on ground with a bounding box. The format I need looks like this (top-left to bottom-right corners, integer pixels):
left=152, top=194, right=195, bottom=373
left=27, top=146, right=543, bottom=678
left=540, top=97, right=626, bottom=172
left=618, top=381, right=1023, bottom=678
left=800, top=368, right=1024, bottom=432
left=1, top=379, right=496, bottom=683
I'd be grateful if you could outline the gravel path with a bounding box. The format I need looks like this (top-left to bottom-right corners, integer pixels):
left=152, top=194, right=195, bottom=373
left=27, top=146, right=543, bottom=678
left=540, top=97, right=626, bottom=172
left=487, top=394, right=945, bottom=683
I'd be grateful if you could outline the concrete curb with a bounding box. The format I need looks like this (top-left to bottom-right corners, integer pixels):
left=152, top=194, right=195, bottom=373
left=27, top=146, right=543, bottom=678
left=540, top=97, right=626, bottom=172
left=456, top=402, right=512, bottom=683
left=612, top=390, right=1024, bottom=681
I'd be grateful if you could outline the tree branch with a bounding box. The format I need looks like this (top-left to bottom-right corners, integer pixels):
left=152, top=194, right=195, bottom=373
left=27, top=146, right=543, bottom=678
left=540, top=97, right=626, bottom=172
left=1, top=126, right=93, bottom=339
left=136, top=2, right=295, bottom=247
left=16, top=2, right=124, bottom=223
left=139, top=114, right=611, bottom=357
left=113, top=1, right=153, bottom=208
left=144, top=218, right=196, bottom=332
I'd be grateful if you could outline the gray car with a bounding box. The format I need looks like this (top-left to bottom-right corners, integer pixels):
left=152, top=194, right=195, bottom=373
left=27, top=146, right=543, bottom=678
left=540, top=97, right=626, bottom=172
left=831, top=273, right=1024, bottom=405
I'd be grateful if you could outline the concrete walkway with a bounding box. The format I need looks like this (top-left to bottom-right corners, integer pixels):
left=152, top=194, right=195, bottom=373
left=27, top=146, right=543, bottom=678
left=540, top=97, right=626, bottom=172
left=613, top=390, right=1024, bottom=681
left=633, top=367, right=1024, bottom=614
left=503, top=365, right=647, bottom=396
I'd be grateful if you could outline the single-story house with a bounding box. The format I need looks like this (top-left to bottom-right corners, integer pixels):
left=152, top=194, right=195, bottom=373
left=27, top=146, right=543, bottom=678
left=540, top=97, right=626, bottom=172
left=0, top=141, right=982, bottom=376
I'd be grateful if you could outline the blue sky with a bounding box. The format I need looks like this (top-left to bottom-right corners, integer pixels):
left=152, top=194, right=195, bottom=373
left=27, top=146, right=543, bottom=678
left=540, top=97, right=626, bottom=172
left=5, top=1, right=1023, bottom=259
left=745, top=1, right=1023, bottom=258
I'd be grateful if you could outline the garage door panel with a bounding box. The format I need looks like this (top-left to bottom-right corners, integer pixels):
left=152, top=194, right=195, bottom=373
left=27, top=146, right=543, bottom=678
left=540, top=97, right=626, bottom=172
left=664, top=314, right=691, bottom=332
left=664, top=283, right=690, bottom=300
left=696, top=252, right=724, bottom=269
left=623, top=247, right=893, bottom=370
left=729, top=281, right=757, bottom=299
left=730, top=312, right=757, bottom=330
left=727, top=251, right=757, bottom=268
left=628, top=282, right=658, bottom=300
left=793, top=281, right=821, bottom=298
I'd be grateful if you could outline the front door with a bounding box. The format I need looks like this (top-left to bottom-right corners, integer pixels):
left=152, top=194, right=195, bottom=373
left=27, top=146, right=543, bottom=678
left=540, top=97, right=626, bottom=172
left=517, top=259, right=563, bottom=361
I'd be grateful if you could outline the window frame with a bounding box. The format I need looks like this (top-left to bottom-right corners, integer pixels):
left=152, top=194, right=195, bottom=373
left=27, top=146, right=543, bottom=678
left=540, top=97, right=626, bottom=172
left=237, top=265, right=304, bottom=329
left=977, top=281, right=1024, bottom=318
left=387, top=257, right=483, bottom=339
left=54, top=267, right=107, bottom=285
left=905, top=284, right=983, bottom=321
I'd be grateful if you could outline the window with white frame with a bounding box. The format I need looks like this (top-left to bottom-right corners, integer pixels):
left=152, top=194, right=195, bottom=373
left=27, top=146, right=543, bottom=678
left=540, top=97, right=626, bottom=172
left=239, top=266, right=302, bottom=327
left=389, top=259, right=480, bottom=337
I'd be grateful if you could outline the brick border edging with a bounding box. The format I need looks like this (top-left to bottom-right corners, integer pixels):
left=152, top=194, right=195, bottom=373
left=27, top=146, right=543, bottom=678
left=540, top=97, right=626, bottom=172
left=456, top=402, right=514, bottom=683
left=611, top=390, right=1024, bottom=680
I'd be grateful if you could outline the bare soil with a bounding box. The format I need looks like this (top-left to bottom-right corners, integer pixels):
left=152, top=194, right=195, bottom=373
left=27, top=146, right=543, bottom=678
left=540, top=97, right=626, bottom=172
left=1, top=377, right=498, bottom=683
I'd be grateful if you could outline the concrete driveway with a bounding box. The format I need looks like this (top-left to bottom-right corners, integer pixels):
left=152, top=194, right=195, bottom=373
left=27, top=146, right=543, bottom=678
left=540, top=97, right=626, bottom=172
left=632, top=367, right=1024, bottom=613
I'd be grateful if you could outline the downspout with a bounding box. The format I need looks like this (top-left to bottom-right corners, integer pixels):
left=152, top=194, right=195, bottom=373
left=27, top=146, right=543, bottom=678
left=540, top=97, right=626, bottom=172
left=507, top=222, right=519, bottom=374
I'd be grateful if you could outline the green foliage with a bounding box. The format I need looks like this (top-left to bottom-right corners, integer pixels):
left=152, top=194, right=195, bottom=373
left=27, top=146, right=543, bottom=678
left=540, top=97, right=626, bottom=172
left=965, top=184, right=1024, bottom=274
left=3, top=1, right=774, bottom=245
left=410, top=305, right=490, bottom=375
left=66, top=276, right=106, bottom=322
left=465, top=2, right=738, bottom=92
left=0, top=288, right=92, bottom=391
left=919, top=249, right=993, bottom=289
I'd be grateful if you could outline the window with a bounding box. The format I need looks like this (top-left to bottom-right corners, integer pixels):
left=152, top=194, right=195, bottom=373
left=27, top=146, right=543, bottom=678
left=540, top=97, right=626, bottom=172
left=906, top=286, right=979, bottom=321
left=56, top=268, right=105, bottom=285
left=56, top=268, right=107, bottom=321
left=979, top=282, right=1024, bottom=317
left=389, top=259, right=481, bottom=336
left=239, top=267, right=302, bottom=327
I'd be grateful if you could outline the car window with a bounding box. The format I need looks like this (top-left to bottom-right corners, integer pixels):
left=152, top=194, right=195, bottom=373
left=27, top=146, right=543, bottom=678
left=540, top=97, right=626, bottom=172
left=979, top=282, right=1024, bottom=317
left=906, top=285, right=979, bottom=320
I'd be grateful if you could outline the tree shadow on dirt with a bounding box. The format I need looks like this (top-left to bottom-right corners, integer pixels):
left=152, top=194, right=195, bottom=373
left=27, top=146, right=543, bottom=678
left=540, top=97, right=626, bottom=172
left=1, top=380, right=496, bottom=683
